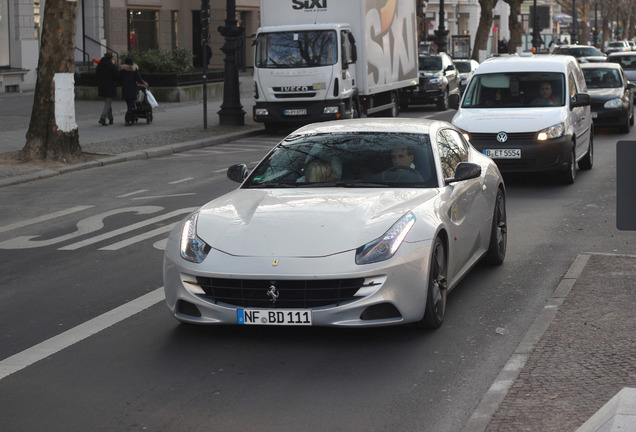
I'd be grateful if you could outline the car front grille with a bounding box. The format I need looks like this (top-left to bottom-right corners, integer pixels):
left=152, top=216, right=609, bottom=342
left=469, top=132, right=538, bottom=142
left=194, top=277, right=366, bottom=308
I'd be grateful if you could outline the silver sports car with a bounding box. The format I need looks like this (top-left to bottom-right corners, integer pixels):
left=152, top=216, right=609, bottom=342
left=163, top=118, right=507, bottom=329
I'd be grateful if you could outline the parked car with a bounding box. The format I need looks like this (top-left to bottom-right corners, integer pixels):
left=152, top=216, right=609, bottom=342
left=399, top=52, right=461, bottom=110
left=607, top=52, right=636, bottom=93
left=454, top=58, right=480, bottom=94
left=163, top=118, right=507, bottom=329
left=552, top=44, right=607, bottom=63
left=605, top=40, right=631, bottom=54
left=580, top=62, right=635, bottom=133
left=629, top=41, right=636, bottom=51
left=452, top=54, right=593, bottom=184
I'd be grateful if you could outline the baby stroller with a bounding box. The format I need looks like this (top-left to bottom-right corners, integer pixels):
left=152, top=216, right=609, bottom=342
left=131, top=84, right=153, bottom=124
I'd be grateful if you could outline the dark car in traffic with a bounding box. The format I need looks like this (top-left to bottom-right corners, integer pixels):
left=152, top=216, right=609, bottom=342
left=453, top=58, right=480, bottom=94
left=581, top=62, right=634, bottom=133
left=552, top=45, right=607, bottom=63
left=399, top=52, right=461, bottom=110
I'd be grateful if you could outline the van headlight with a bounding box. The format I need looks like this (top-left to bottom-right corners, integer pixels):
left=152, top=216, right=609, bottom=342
left=537, top=122, right=565, bottom=141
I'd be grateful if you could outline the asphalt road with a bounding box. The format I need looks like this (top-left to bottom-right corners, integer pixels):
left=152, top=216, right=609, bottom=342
left=1, top=108, right=635, bottom=432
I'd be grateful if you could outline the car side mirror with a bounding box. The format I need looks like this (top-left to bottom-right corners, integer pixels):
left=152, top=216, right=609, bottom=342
left=570, top=92, right=591, bottom=108
left=227, top=164, right=249, bottom=183
left=627, top=82, right=636, bottom=90
left=445, top=162, right=481, bottom=184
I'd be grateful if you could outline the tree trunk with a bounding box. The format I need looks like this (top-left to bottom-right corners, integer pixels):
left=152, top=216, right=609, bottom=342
left=504, top=0, right=523, bottom=54
left=22, top=0, right=81, bottom=162
left=472, top=0, right=498, bottom=61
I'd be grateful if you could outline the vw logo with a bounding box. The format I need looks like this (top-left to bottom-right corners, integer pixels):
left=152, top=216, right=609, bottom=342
left=267, top=284, right=279, bottom=304
left=496, top=132, right=508, bottom=143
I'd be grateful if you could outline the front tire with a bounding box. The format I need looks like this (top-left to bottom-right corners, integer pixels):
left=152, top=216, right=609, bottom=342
left=484, top=188, right=507, bottom=265
left=419, top=237, right=447, bottom=329
left=437, top=89, right=449, bottom=110
left=557, top=144, right=576, bottom=184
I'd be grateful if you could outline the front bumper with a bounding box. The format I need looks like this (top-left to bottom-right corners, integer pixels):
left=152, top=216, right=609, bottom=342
left=253, top=100, right=346, bottom=124
left=467, top=132, right=573, bottom=173
left=400, top=85, right=444, bottom=105
left=163, top=237, right=433, bottom=327
left=591, top=106, right=630, bottom=128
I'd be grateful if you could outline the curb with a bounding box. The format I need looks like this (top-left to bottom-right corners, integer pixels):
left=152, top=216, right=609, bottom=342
left=0, top=128, right=264, bottom=188
left=461, top=253, right=593, bottom=432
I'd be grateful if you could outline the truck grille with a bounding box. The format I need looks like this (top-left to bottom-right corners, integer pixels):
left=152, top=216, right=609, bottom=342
left=194, top=277, right=366, bottom=308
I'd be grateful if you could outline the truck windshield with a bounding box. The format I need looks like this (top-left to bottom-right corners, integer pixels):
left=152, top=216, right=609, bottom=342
left=256, top=30, right=338, bottom=68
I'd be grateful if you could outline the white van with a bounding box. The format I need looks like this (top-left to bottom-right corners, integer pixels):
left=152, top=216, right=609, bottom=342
left=451, top=54, right=593, bottom=184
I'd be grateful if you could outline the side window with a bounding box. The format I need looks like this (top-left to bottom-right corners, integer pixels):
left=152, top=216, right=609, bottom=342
left=568, top=71, right=578, bottom=99
left=438, top=129, right=469, bottom=180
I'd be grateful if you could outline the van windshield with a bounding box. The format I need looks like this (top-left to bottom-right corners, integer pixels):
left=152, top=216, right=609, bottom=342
left=461, top=72, right=566, bottom=108
left=255, top=30, right=338, bottom=68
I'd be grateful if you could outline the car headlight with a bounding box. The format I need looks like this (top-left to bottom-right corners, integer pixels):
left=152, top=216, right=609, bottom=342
left=355, top=212, right=416, bottom=265
left=180, top=212, right=211, bottom=263
left=537, top=122, right=565, bottom=141
left=604, top=98, right=623, bottom=109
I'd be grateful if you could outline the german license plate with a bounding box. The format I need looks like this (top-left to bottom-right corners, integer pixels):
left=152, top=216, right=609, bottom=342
left=284, top=109, right=307, bottom=116
left=237, top=308, right=312, bottom=325
left=484, top=149, right=521, bottom=159
left=591, top=111, right=598, bottom=118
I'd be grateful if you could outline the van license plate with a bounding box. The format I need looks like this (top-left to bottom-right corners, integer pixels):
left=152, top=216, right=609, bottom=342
left=484, top=149, right=521, bottom=159
left=284, top=109, right=307, bottom=116
left=237, top=308, right=312, bottom=325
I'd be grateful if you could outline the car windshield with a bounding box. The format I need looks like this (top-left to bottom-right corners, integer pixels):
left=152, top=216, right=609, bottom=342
left=461, top=72, right=566, bottom=108
left=608, top=55, right=636, bottom=70
left=609, top=42, right=625, bottom=48
left=419, top=56, right=442, bottom=71
left=455, top=62, right=473, bottom=73
left=243, top=132, right=438, bottom=188
left=583, top=68, right=623, bottom=88
left=554, top=47, right=603, bottom=57
left=255, top=30, right=337, bottom=68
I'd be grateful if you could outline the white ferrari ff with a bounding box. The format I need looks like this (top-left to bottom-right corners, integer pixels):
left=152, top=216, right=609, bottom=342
left=163, top=118, right=507, bottom=329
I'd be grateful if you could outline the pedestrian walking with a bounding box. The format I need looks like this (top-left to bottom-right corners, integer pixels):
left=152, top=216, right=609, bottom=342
left=95, top=52, right=118, bottom=126
left=119, top=57, right=147, bottom=126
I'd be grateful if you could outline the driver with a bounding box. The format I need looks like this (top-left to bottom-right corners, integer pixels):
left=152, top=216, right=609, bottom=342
left=391, top=147, right=416, bottom=169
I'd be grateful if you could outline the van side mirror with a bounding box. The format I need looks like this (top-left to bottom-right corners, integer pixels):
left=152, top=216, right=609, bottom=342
left=570, top=92, right=591, bottom=108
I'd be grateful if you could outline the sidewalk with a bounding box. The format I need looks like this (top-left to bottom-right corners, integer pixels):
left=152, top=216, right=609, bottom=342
left=0, top=76, right=635, bottom=432
left=0, top=72, right=262, bottom=185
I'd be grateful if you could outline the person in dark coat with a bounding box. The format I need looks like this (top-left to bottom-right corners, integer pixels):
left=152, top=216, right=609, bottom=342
left=95, top=52, right=118, bottom=125
left=119, top=57, right=146, bottom=126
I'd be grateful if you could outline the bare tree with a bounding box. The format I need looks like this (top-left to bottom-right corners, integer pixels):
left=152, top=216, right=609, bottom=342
left=22, top=0, right=81, bottom=162
left=503, top=0, right=523, bottom=53
left=472, top=0, right=499, bottom=61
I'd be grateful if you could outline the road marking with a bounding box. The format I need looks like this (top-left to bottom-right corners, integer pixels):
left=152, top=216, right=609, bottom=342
left=100, top=224, right=175, bottom=250
left=0, top=288, right=165, bottom=381
left=131, top=193, right=196, bottom=200
left=117, top=190, right=149, bottom=198
left=169, top=177, right=194, bottom=184
left=0, top=206, right=94, bottom=234
left=60, top=207, right=196, bottom=250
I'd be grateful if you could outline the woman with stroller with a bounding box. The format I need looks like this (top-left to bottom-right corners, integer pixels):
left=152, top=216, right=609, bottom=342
left=119, top=57, right=147, bottom=126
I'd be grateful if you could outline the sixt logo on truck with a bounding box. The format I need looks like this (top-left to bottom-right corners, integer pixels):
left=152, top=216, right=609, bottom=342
left=291, top=0, right=327, bottom=11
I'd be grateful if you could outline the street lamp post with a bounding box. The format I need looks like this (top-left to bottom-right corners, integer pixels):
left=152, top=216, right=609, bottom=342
left=593, top=3, right=598, bottom=48
left=532, top=0, right=541, bottom=50
left=434, top=0, right=449, bottom=53
left=571, top=0, right=578, bottom=44
left=217, top=0, right=245, bottom=126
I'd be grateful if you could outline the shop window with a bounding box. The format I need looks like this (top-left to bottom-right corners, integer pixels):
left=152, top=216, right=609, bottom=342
left=128, top=9, right=158, bottom=51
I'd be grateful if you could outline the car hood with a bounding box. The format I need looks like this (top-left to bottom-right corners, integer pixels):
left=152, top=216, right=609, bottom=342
left=420, top=71, right=442, bottom=79
left=588, top=87, right=623, bottom=102
left=452, top=107, right=567, bottom=133
left=195, top=188, right=440, bottom=257
left=578, top=56, right=607, bottom=63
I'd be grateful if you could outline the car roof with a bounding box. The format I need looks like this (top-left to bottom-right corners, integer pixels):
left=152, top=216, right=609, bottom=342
left=476, top=54, right=577, bottom=74
left=608, top=51, right=636, bottom=56
left=579, top=62, right=622, bottom=70
left=289, top=118, right=449, bottom=136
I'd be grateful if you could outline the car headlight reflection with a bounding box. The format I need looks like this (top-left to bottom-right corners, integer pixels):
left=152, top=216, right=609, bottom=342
left=180, top=212, right=211, bottom=263
left=537, top=122, right=565, bottom=141
left=356, top=212, right=416, bottom=265
left=604, top=98, right=622, bottom=109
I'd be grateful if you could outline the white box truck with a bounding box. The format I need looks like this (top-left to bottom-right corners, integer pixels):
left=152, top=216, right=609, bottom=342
left=253, top=0, right=419, bottom=133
